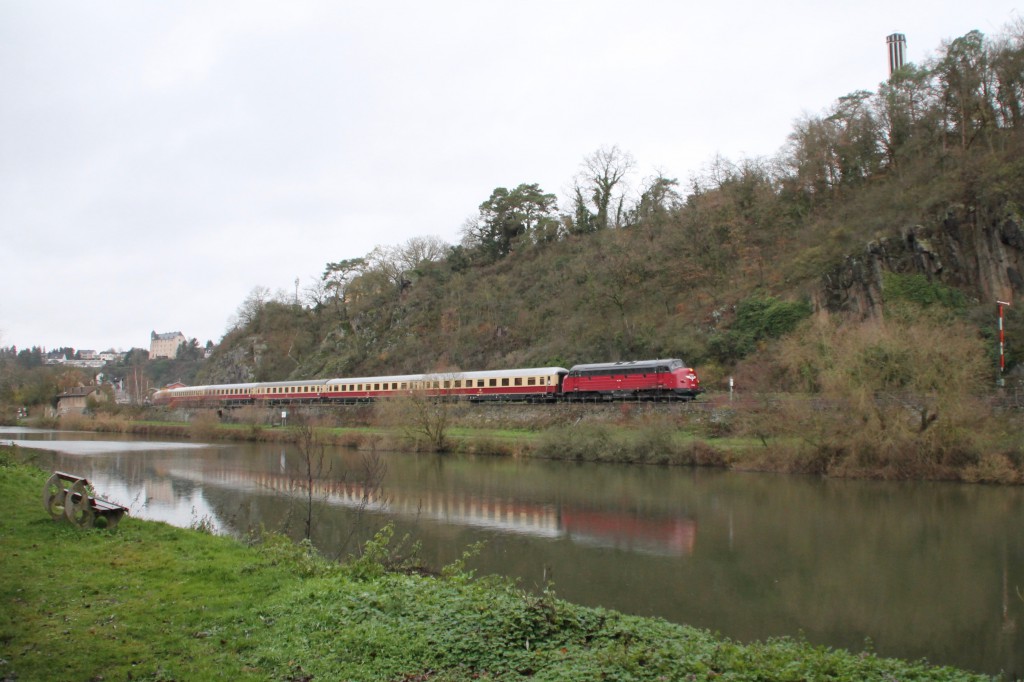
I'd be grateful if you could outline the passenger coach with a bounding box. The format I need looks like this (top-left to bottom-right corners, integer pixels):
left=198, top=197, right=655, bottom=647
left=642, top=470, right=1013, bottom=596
left=151, top=382, right=260, bottom=408
left=151, top=367, right=570, bottom=407
left=322, top=367, right=568, bottom=403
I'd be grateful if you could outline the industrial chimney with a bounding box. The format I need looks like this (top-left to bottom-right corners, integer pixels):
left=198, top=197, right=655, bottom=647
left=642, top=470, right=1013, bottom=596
left=887, top=33, right=907, bottom=76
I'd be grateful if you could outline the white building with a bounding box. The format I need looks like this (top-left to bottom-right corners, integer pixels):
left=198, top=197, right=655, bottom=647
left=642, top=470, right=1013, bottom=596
left=150, top=331, right=186, bottom=359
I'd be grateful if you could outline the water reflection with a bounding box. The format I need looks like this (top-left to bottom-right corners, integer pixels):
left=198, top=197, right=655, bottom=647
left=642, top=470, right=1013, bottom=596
left=3, top=428, right=1022, bottom=679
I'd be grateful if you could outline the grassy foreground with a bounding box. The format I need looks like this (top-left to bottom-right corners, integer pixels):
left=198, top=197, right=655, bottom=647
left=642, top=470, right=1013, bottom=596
left=0, top=455, right=994, bottom=681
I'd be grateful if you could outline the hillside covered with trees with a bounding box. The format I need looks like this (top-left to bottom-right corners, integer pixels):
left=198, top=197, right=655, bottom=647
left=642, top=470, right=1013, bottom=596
left=199, top=23, right=1024, bottom=394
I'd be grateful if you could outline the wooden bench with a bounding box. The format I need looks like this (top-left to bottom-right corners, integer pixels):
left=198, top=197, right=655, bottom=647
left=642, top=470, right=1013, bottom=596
left=42, top=471, right=128, bottom=529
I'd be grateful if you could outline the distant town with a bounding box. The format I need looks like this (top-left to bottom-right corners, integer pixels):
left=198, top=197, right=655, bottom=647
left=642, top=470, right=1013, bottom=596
left=38, top=331, right=210, bottom=369
left=2, top=331, right=213, bottom=416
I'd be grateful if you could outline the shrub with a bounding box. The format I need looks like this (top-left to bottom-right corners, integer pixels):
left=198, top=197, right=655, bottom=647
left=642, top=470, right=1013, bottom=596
left=709, top=296, right=813, bottom=363
left=345, top=523, right=426, bottom=581
left=962, top=453, right=1023, bottom=484
left=533, top=425, right=614, bottom=462
left=770, top=312, right=993, bottom=479
left=58, top=413, right=90, bottom=431
left=882, top=272, right=967, bottom=310
left=188, top=411, right=222, bottom=441
left=251, top=531, right=335, bottom=578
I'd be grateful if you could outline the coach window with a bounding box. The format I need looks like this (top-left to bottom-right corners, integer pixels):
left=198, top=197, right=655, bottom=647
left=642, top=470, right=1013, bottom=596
left=453, top=380, right=461, bottom=388
left=443, top=380, right=451, bottom=389
left=514, top=378, right=522, bottom=386
left=477, top=379, right=485, bottom=388
left=488, top=378, right=497, bottom=387
left=501, top=378, right=510, bottom=387
left=527, top=377, right=536, bottom=386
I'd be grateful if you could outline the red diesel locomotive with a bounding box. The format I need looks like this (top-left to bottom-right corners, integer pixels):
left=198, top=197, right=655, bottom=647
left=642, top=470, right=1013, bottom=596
left=562, top=359, right=701, bottom=401
left=150, top=358, right=701, bottom=408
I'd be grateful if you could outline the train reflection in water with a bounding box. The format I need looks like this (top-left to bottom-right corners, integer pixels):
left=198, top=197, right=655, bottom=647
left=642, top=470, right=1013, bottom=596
left=163, top=461, right=697, bottom=557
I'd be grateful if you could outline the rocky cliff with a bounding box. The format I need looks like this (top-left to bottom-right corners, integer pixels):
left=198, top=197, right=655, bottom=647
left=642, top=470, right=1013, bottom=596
left=819, top=204, right=1024, bottom=317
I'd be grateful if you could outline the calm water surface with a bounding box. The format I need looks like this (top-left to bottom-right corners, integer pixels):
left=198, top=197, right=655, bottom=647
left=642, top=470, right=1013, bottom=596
left=4, top=426, right=1022, bottom=678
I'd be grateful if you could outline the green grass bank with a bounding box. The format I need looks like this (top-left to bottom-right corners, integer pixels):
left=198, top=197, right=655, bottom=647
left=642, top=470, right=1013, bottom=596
left=0, top=450, right=996, bottom=681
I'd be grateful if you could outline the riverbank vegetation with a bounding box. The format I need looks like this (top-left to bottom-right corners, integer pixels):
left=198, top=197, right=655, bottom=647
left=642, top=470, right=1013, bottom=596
left=15, top=387, right=1024, bottom=484
left=0, top=453, right=996, bottom=681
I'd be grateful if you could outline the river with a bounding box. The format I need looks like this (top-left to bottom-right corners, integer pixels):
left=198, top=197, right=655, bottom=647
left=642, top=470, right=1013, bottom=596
left=4, top=426, right=1022, bottom=678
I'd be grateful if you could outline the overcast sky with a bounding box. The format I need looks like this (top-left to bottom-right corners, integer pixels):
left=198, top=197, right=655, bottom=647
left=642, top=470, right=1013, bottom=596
left=1, top=1, right=1020, bottom=353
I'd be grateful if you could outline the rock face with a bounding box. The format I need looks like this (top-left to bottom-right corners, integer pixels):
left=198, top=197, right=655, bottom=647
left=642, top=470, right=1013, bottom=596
left=197, top=338, right=258, bottom=384
left=819, top=205, right=1024, bottom=317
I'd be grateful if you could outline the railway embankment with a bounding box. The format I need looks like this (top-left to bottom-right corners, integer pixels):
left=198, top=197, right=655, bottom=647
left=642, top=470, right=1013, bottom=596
left=0, top=450, right=997, bottom=681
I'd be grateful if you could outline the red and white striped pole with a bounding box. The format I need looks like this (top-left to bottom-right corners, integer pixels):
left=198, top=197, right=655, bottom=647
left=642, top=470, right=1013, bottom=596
left=997, top=300, right=1010, bottom=386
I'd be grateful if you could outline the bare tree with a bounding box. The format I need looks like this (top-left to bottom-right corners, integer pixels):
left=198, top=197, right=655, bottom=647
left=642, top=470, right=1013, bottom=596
left=293, top=417, right=329, bottom=541
left=378, top=375, right=459, bottom=452
left=232, top=285, right=272, bottom=329
left=289, top=415, right=389, bottom=549
left=571, top=146, right=635, bottom=232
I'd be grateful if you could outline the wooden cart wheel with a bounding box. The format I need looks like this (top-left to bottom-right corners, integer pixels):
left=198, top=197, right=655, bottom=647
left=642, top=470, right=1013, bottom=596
left=42, top=473, right=68, bottom=520
left=64, top=480, right=95, bottom=528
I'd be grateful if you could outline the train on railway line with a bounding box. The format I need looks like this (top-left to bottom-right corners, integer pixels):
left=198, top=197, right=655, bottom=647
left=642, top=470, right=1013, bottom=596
left=150, top=358, right=702, bottom=408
